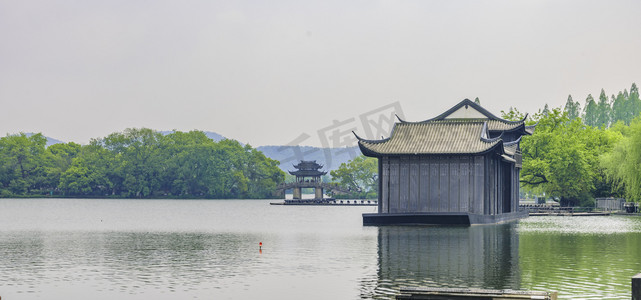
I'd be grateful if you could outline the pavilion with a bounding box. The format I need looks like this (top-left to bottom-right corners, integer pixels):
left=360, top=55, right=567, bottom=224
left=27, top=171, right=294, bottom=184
left=356, top=99, right=535, bottom=225
left=288, top=160, right=327, bottom=200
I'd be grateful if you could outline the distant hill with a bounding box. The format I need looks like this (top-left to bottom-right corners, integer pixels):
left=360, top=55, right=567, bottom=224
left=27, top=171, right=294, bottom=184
left=204, top=131, right=226, bottom=142
left=21, top=131, right=362, bottom=172
left=24, top=133, right=64, bottom=147
left=44, top=136, right=64, bottom=147
left=257, top=145, right=362, bottom=172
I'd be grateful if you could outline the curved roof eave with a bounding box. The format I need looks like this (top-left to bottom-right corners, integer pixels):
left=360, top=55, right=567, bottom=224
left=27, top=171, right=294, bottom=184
left=352, top=122, right=398, bottom=144
left=357, top=139, right=506, bottom=157
left=503, top=136, right=523, bottom=146
left=481, top=131, right=503, bottom=143
left=487, top=122, right=532, bottom=135
left=525, top=122, right=538, bottom=134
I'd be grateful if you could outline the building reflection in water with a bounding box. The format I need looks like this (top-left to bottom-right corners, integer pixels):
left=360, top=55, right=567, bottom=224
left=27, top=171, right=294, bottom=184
left=363, top=223, right=521, bottom=299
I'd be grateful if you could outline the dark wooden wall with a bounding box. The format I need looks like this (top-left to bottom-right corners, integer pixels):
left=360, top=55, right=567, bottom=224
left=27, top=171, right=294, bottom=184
left=378, top=154, right=519, bottom=215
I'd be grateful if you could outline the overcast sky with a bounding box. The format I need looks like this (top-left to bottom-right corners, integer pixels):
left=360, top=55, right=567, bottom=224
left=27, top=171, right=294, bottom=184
left=2, top=0, right=641, bottom=147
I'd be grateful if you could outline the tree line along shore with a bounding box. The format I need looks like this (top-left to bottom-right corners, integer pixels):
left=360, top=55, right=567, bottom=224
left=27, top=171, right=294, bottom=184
left=1, top=83, right=641, bottom=203
left=0, top=129, right=285, bottom=199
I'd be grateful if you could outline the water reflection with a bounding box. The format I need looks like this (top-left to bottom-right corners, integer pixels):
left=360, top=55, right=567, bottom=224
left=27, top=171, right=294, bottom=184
left=366, top=224, right=520, bottom=298
left=518, top=216, right=641, bottom=299
left=2, top=199, right=640, bottom=299
left=0, top=231, right=264, bottom=297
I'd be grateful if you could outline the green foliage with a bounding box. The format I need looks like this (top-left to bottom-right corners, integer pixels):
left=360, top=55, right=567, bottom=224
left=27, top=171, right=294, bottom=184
left=570, top=83, right=641, bottom=128
left=601, top=115, right=641, bottom=202
left=611, top=91, right=628, bottom=124
left=0, top=129, right=285, bottom=199
left=500, top=107, right=526, bottom=122
left=564, top=95, right=581, bottom=120
left=582, top=94, right=598, bottom=127
left=596, top=89, right=611, bottom=128
left=0, top=133, right=50, bottom=195
left=329, top=155, right=378, bottom=199
left=520, top=108, right=620, bottom=206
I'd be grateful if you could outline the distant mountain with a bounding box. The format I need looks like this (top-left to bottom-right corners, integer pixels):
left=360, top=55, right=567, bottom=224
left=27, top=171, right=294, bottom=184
left=158, top=131, right=360, bottom=172
left=24, top=133, right=64, bottom=147
left=257, top=145, right=362, bottom=172
left=44, top=136, right=64, bottom=147
left=203, top=131, right=226, bottom=142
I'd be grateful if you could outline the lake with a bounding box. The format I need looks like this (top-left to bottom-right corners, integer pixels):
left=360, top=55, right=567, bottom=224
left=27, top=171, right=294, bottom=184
left=0, top=198, right=640, bottom=299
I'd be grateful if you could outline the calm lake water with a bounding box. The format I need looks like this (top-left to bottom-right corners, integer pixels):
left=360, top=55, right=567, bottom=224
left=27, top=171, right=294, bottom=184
left=0, top=199, right=640, bottom=299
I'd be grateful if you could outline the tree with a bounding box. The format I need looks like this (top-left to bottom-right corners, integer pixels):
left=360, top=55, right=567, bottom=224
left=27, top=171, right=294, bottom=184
left=59, top=141, right=114, bottom=196
left=500, top=107, right=526, bottom=121
left=601, top=115, right=641, bottom=202
left=158, top=131, right=220, bottom=197
left=582, top=94, right=598, bottom=127
left=44, top=142, right=81, bottom=193
left=0, top=133, right=48, bottom=195
left=595, top=89, right=611, bottom=128
left=628, top=83, right=641, bottom=122
left=520, top=108, right=618, bottom=206
left=542, top=104, right=550, bottom=115
left=103, top=128, right=163, bottom=197
left=610, top=91, right=628, bottom=124
left=564, top=95, right=581, bottom=120
left=0, top=129, right=285, bottom=199
left=330, top=155, right=378, bottom=198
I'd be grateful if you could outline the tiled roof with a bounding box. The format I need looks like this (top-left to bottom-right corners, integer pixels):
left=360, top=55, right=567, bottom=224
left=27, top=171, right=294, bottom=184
left=486, top=119, right=524, bottom=131
left=356, top=99, right=535, bottom=157
left=292, top=160, right=323, bottom=170
left=424, top=119, right=524, bottom=131
left=358, top=121, right=501, bottom=155
left=289, top=170, right=327, bottom=176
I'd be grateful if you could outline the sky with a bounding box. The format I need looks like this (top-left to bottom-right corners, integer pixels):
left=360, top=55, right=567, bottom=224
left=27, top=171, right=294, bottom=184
left=2, top=0, right=641, bottom=147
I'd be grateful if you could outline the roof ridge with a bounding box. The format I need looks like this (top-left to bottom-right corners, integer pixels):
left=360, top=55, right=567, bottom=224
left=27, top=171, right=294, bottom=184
left=397, top=99, right=528, bottom=124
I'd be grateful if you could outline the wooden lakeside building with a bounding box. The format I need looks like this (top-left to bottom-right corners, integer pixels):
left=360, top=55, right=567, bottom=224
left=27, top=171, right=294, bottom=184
left=356, top=99, right=535, bottom=225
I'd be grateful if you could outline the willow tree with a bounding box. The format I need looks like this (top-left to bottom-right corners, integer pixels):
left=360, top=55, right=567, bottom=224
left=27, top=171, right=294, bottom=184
left=601, top=116, right=641, bottom=202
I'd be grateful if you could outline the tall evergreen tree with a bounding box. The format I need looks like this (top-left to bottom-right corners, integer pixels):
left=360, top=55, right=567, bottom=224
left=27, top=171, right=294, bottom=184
left=542, top=103, right=550, bottom=115
left=596, top=89, right=611, bottom=128
left=564, top=95, right=581, bottom=120
left=583, top=94, right=598, bottom=127
left=629, top=83, right=641, bottom=122
left=611, top=91, right=628, bottom=124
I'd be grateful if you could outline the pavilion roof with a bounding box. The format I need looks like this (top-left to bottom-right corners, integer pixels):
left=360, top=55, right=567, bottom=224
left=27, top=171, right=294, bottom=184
left=292, top=160, right=323, bottom=170
left=396, top=99, right=533, bottom=134
left=355, top=99, right=534, bottom=157
left=289, top=169, right=327, bottom=177
left=357, top=121, right=502, bottom=156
